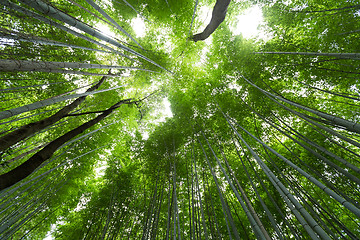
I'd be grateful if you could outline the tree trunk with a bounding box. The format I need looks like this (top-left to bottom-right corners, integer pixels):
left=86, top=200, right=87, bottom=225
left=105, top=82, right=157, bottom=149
left=268, top=93, right=360, bottom=148
left=0, top=99, right=133, bottom=190
left=17, top=0, right=169, bottom=72
left=0, top=81, right=69, bottom=93
left=0, top=29, right=109, bottom=53
left=1, top=143, right=48, bottom=167
left=242, top=144, right=301, bottom=239
left=0, top=76, right=106, bottom=152
left=190, top=157, right=196, bottom=240
left=0, top=0, right=134, bottom=61
left=191, top=0, right=231, bottom=42
left=0, top=84, right=124, bottom=121
left=204, top=172, right=222, bottom=240
left=0, top=59, right=151, bottom=72
left=295, top=79, right=360, bottom=101
left=151, top=180, right=164, bottom=240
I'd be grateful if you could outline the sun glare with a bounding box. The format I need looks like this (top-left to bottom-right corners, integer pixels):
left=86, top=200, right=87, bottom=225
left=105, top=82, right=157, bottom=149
left=198, top=5, right=212, bottom=26
left=141, top=97, right=173, bottom=140
left=156, top=97, right=173, bottom=123
left=231, top=5, right=265, bottom=39
left=98, top=23, right=116, bottom=38
left=131, top=16, right=146, bottom=38
left=162, top=97, right=173, bottom=119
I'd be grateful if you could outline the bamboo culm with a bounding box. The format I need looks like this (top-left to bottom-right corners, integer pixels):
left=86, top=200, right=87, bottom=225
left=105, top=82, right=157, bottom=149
left=196, top=134, right=241, bottom=240
left=200, top=130, right=268, bottom=239
left=254, top=51, right=360, bottom=60
left=221, top=111, right=331, bottom=239
left=0, top=84, right=125, bottom=121
left=240, top=74, right=360, bottom=134
left=0, top=0, right=134, bottom=61
left=0, top=76, right=108, bottom=151
left=84, top=0, right=142, bottom=48
left=225, top=111, right=360, bottom=217
left=0, top=99, right=134, bottom=190
left=17, top=0, right=171, bottom=73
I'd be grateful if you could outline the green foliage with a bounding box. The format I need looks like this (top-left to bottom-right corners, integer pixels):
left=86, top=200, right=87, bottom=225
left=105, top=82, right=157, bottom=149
left=1, top=0, right=360, bottom=239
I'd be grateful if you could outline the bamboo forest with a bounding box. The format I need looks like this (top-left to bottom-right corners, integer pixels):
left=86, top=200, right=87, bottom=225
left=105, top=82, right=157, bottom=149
left=1, top=0, right=360, bottom=239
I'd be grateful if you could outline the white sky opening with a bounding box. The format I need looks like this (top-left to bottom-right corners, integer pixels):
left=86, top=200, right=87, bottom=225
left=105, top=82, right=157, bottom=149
left=197, top=5, right=213, bottom=46
left=44, top=219, right=64, bottom=240
left=231, top=5, right=269, bottom=39
left=44, top=224, right=56, bottom=240
left=0, top=38, right=15, bottom=48
left=94, top=158, right=108, bottom=178
left=151, top=97, right=173, bottom=124
left=161, top=97, right=173, bottom=120
left=131, top=16, right=146, bottom=38
left=98, top=23, right=117, bottom=39
left=198, top=5, right=212, bottom=28
left=142, top=97, right=173, bottom=140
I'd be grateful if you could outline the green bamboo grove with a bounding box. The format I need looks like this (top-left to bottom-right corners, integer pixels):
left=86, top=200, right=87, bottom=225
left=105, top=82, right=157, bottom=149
left=0, top=0, right=359, bottom=239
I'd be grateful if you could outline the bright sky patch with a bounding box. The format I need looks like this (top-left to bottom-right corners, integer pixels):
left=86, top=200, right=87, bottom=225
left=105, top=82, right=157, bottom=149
left=141, top=97, right=173, bottom=140
left=131, top=16, right=146, bottom=37
left=98, top=23, right=116, bottom=38
left=231, top=5, right=265, bottom=39
left=198, top=5, right=212, bottom=27
left=162, top=97, right=173, bottom=120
